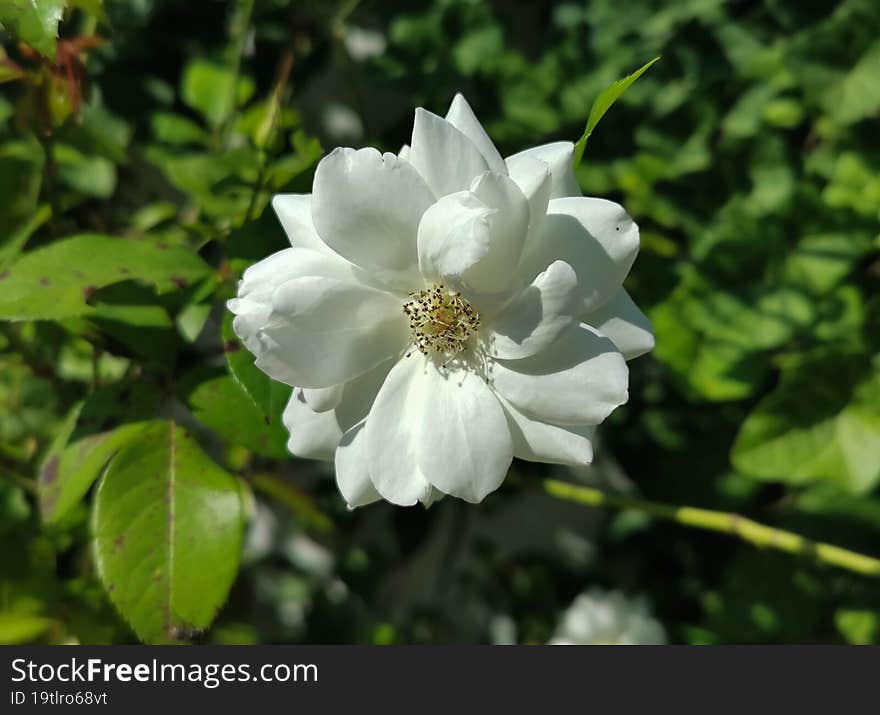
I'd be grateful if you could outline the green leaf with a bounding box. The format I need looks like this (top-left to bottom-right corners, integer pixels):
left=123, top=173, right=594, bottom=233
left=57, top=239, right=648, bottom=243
left=0, top=612, right=54, bottom=644
left=762, top=97, right=803, bottom=128
left=781, top=233, right=873, bottom=294
left=181, top=60, right=255, bottom=129
left=453, top=26, right=504, bottom=76
left=221, top=312, right=291, bottom=424
left=0, top=234, right=212, bottom=321
left=685, top=287, right=814, bottom=351
left=573, top=56, right=660, bottom=166
left=746, top=137, right=794, bottom=215
left=93, top=421, right=244, bottom=643
left=187, top=374, right=289, bottom=459
left=88, top=302, right=177, bottom=366
left=40, top=425, right=147, bottom=523
left=796, top=485, right=880, bottom=531
left=732, top=353, right=880, bottom=493
left=73, top=103, right=132, bottom=164
left=814, top=286, right=866, bottom=344
left=821, top=152, right=880, bottom=218
left=128, top=201, right=178, bottom=232
left=835, top=609, right=879, bottom=645
left=687, top=340, right=768, bottom=402
left=175, top=302, right=211, bottom=343
left=721, top=83, right=778, bottom=141
left=652, top=296, right=768, bottom=402
left=150, top=112, right=209, bottom=146
left=830, top=41, right=880, bottom=125
left=0, top=0, right=67, bottom=58
left=39, top=384, right=160, bottom=523
left=37, top=386, right=155, bottom=523
left=55, top=143, right=116, bottom=199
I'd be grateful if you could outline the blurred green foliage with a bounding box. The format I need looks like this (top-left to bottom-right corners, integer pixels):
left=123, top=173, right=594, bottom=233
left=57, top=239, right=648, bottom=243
left=0, top=0, right=878, bottom=644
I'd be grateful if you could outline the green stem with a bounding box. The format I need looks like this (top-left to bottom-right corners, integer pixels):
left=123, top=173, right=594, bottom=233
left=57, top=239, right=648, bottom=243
left=544, top=478, right=880, bottom=578
left=219, top=0, right=255, bottom=147
left=37, top=131, right=62, bottom=237
left=243, top=48, right=295, bottom=225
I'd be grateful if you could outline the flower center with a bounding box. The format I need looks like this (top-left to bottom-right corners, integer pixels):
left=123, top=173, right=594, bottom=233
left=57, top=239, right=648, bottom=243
left=403, top=284, right=480, bottom=357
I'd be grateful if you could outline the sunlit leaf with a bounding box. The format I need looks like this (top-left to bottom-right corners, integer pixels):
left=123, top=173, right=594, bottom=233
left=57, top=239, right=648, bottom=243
left=573, top=56, right=660, bottom=166
left=830, top=41, right=880, bottom=125
left=181, top=60, right=255, bottom=129
left=187, top=374, right=289, bottom=459
left=0, top=234, right=212, bottom=321
left=732, top=353, right=880, bottom=493
left=55, top=143, right=117, bottom=198
left=150, top=112, right=209, bottom=146
left=0, top=0, right=66, bottom=58
left=93, top=421, right=244, bottom=643
left=0, top=612, right=54, bottom=644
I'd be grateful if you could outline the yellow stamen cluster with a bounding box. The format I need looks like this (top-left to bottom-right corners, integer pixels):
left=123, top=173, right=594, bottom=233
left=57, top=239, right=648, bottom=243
left=403, top=284, right=480, bottom=357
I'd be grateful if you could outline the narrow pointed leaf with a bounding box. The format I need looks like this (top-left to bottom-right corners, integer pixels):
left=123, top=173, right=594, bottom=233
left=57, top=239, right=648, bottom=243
left=573, top=57, right=660, bottom=166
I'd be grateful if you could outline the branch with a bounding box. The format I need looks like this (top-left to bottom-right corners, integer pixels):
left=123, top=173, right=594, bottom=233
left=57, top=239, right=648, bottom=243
left=544, top=478, right=880, bottom=578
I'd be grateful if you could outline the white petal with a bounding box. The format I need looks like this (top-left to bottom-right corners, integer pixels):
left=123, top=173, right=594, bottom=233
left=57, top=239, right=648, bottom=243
left=505, top=141, right=581, bottom=199
left=504, top=154, right=552, bottom=248
left=302, top=384, right=343, bottom=412
left=415, top=362, right=513, bottom=503
left=255, top=276, right=407, bottom=388
left=490, top=323, right=628, bottom=425
left=335, top=421, right=381, bottom=508
left=334, top=358, right=394, bottom=427
left=417, top=173, right=529, bottom=296
left=488, top=260, right=579, bottom=359
left=417, top=192, right=495, bottom=284
left=583, top=289, right=654, bottom=360
left=228, top=247, right=355, bottom=355
left=445, top=94, right=507, bottom=175
left=364, top=356, right=432, bottom=506
left=271, top=194, right=337, bottom=255
left=311, top=147, right=434, bottom=286
left=409, top=108, right=490, bottom=198
left=283, top=360, right=392, bottom=461
left=283, top=389, right=343, bottom=461
left=466, top=172, right=530, bottom=294
left=398, top=144, right=411, bottom=161
left=499, top=396, right=595, bottom=466
left=519, top=197, right=640, bottom=313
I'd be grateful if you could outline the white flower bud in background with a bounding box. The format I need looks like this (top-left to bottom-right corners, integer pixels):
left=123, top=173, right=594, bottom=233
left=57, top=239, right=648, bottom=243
left=321, top=102, right=364, bottom=144
left=344, top=26, right=387, bottom=62
left=549, top=588, right=666, bottom=645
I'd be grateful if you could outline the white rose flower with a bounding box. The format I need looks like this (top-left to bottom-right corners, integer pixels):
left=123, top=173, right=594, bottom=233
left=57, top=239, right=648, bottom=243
left=550, top=589, right=666, bottom=645
left=228, top=94, right=654, bottom=508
